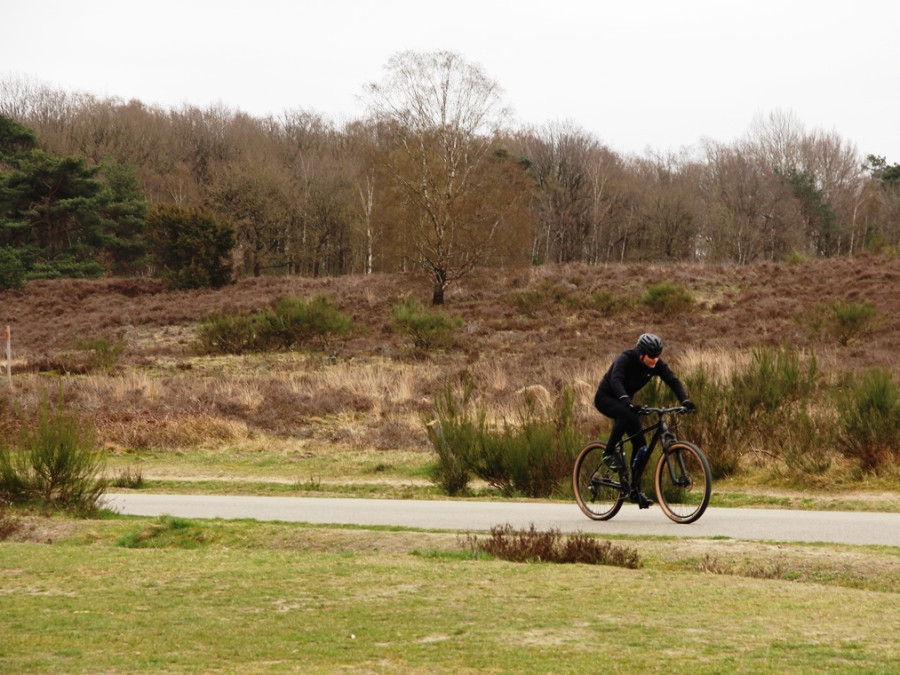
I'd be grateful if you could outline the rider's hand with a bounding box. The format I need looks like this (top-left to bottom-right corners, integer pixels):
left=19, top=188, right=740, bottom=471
left=681, top=399, right=696, bottom=412
left=628, top=402, right=645, bottom=414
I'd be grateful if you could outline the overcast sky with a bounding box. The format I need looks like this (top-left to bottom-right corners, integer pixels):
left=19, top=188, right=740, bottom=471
left=2, top=0, right=898, bottom=162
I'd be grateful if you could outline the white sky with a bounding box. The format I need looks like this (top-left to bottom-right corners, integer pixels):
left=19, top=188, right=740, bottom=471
left=2, top=0, right=898, bottom=162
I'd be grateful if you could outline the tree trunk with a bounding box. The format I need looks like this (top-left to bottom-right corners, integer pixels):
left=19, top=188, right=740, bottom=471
left=432, top=268, right=447, bottom=305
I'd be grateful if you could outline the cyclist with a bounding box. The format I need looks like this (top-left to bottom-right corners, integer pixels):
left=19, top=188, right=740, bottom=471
left=593, top=333, right=695, bottom=508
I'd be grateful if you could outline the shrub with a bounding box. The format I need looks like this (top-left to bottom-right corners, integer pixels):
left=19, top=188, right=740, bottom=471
left=392, top=297, right=460, bottom=351
left=196, top=314, right=258, bottom=355
left=0, top=511, right=21, bottom=540
left=642, top=281, right=693, bottom=313
left=264, top=295, right=353, bottom=350
left=111, top=465, right=144, bottom=489
left=427, top=380, right=587, bottom=498
left=801, top=300, right=881, bottom=346
left=783, top=251, right=808, bottom=265
left=502, top=387, right=583, bottom=498
left=468, top=524, right=641, bottom=568
left=0, top=389, right=105, bottom=513
left=678, top=346, right=821, bottom=479
left=197, top=295, right=352, bottom=355
left=76, top=337, right=125, bottom=374
left=826, top=300, right=880, bottom=346
left=425, top=378, right=479, bottom=496
left=735, top=346, right=820, bottom=415
left=779, top=408, right=833, bottom=477
left=590, top=289, right=631, bottom=315
left=507, top=279, right=576, bottom=317
left=836, top=368, right=899, bottom=473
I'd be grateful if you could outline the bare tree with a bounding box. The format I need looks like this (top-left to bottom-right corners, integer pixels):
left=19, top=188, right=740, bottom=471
left=630, top=151, right=702, bottom=261
left=699, top=140, right=798, bottom=262
left=748, top=109, right=806, bottom=174
left=799, top=129, right=867, bottom=255
left=365, top=50, right=520, bottom=304
left=516, top=121, right=597, bottom=264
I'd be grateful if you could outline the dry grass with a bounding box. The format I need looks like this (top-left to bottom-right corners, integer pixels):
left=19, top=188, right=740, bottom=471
left=0, top=255, right=897, bottom=492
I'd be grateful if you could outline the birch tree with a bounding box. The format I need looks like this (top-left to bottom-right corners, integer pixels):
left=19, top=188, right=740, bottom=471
left=365, top=50, right=522, bottom=304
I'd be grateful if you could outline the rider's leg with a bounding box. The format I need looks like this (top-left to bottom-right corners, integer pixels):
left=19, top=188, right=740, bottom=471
left=629, top=440, right=653, bottom=508
left=594, top=392, right=638, bottom=479
left=602, top=419, right=627, bottom=473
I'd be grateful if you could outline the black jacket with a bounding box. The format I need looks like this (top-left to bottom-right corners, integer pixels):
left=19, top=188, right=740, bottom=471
left=596, top=348, right=688, bottom=405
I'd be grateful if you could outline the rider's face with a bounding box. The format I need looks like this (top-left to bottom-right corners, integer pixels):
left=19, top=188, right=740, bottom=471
left=639, top=353, right=660, bottom=367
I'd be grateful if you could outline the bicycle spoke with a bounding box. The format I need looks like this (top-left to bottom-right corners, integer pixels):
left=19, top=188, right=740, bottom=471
left=654, top=442, right=711, bottom=524
left=574, top=442, right=624, bottom=520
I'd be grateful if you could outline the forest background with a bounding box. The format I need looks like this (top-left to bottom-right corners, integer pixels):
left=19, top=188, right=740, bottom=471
left=1, top=51, right=899, bottom=305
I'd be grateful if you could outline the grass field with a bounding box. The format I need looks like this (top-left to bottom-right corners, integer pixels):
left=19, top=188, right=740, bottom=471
left=1, top=257, right=898, bottom=672
left=1, top=516, right=899, bottom=673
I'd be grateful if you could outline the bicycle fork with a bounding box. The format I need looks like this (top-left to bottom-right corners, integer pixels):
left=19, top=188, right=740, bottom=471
left=662, top=444, right=693, bottom=489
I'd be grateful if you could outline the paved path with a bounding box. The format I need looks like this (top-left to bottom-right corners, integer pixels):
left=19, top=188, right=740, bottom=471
left=105, top=493, right=900, bottom=547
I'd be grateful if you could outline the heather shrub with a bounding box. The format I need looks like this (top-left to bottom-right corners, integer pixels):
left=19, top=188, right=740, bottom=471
left=0, top=510, right=21, bottom=539
left=392, top=297, right=460, bottom=351
left=467, top=524, right=641, bottom=568
left=0, top=389, right=106, bottom=513
left=835, top=368, right=899, bottom=473
left=34, top=337, right=126, bottom=375
left=507, top=279, right=576, bottom=317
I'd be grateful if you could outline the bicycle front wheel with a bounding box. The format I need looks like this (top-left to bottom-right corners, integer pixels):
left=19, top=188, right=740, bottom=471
left=573, top=441, right=625, bottom=521
left=654, top=441, right=711, bottom=524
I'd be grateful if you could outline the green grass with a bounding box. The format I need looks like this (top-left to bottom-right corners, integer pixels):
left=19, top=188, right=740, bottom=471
left=1, top=516, right=898, bottom=673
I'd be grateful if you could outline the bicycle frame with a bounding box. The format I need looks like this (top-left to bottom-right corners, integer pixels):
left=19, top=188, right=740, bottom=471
left=610, top=406, right=683, bottom=485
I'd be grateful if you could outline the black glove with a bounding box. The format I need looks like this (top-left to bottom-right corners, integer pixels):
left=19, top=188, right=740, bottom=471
left=681, top=400, right=696, bottom=412
left=628, top=402, right=645, bottom=414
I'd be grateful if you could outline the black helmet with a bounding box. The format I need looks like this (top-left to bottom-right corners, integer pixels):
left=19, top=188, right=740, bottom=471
left=636, top=333, right=663, bottom=357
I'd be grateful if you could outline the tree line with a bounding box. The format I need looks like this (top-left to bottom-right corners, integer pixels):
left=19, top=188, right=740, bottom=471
left=1, top=51, right=898, bottom=301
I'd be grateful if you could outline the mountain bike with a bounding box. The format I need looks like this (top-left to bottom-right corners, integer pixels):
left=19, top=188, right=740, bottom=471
left=573, top=406, right=711, bottom=524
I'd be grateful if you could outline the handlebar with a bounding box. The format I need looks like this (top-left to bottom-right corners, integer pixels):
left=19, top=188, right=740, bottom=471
left=637, top=405, right=693, bottom=415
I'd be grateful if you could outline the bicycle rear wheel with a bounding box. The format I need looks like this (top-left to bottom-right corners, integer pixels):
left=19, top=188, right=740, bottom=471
left=573, top=441, right=625, bottom=520
left=654, top=441, right=711, bottom=524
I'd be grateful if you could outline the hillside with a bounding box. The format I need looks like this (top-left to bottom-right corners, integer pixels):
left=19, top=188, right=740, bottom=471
left=3, top=255, right=896, bottom=368
left=0, top=255, right=896, bottom=477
